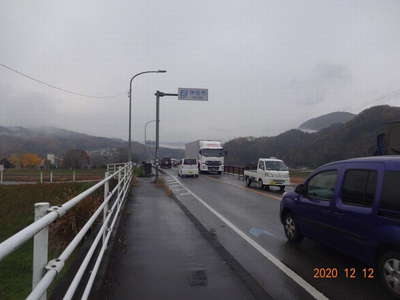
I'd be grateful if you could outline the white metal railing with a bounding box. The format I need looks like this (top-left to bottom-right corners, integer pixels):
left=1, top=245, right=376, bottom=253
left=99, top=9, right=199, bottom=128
left=0, top=162, right=133, bottom=300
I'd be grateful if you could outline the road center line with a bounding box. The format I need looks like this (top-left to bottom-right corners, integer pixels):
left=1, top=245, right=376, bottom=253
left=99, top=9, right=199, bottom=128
left=168, top=174, right=328, bottom=300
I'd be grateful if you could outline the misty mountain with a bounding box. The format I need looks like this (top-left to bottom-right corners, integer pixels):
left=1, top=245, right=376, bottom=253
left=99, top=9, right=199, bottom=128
left=224, top=105, right=400, bottom=168
left=299, top=111, right=355, bottom=131
left=0, top=126, right=183, bottom=160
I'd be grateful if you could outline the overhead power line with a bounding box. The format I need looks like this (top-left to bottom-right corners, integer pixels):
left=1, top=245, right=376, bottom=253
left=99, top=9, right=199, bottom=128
left=0, top=63, right=125, bottom=99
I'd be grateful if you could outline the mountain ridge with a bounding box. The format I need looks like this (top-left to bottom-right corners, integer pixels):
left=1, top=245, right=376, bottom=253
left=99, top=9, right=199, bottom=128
left=299, top=111, right=355, bottom=131
left=0, top=126, right=183, bottom=160
left=225, top=105, right=400, bottom=168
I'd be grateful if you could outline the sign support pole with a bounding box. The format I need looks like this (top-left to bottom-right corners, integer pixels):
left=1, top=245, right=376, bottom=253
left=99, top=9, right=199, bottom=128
left=155, top=92, right=160, bottom=181
left=153, top=88, right=207, bottom=181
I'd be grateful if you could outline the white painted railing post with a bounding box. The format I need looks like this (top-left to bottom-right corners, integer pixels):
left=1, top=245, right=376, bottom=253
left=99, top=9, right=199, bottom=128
left=103, top=172, right=109, bottom=245
left=33, top=202, right=49, bottom=300
left=117, top=168, right=122, bottom=201
left=50, top=171, right=53, bottom=183
left=40, top=171, right=43, bottom=184
left=73, top=170, right=76, bottom=182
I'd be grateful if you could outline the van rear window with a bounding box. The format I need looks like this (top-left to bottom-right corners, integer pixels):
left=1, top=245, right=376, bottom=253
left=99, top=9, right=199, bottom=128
left=184, top=159, right=196, bottom=165
left=380, top=171, right=400, bottom=211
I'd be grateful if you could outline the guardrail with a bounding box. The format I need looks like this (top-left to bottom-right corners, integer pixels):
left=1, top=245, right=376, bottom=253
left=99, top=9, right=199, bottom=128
left=224, top=165, right=313, bottom=183
left=223, top=165, right=247, bottom=179
left=0, top=162, right=133, bottom=300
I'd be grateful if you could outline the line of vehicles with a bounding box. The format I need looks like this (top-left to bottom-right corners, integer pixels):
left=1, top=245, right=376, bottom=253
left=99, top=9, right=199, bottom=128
left=161, top=140, right=293, bottom=191
left=161, top=140, right=227, bottom=178
left=157, top=124, right=400, bottom=297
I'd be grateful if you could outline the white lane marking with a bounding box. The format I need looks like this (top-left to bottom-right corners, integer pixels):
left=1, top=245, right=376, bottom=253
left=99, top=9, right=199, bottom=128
left=169, top=174, right=328, bottom=300
left=171, top=186, right=185, bottom=191
left=179, top=192, right=191, bottom=196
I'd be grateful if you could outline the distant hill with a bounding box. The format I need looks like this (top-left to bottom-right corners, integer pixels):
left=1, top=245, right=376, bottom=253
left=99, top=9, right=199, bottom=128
left=299, top=111, right=355, bottom=131
left=225, top=105, right=400, bottom=168
left=0, top=126, right=183, bottom=160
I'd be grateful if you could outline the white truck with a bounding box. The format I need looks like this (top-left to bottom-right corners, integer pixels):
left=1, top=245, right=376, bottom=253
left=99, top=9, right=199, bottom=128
left=244, top=158, right=290, bottom=192
left=185, top=140, right=225, bottom=174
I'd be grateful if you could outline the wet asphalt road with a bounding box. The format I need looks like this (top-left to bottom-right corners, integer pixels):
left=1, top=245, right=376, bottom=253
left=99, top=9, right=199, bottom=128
left=164, top=168, right=394, bottom=300
left=97, top=178, right=257, bottom=300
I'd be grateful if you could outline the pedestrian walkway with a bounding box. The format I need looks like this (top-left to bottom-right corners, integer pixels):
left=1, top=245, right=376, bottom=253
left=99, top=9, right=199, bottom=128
left=96, top=178, right=256, bottom=300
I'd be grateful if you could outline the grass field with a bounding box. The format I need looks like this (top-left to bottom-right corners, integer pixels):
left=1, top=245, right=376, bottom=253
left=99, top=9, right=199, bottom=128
left=1, top=168, right=106, bottom=182
left=0, top=182, right=102, bottom=300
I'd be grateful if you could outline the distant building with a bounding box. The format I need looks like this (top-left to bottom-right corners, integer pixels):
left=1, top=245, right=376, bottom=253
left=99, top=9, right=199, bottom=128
left=46, top=153, right=61, bottom=168
left=47, top=154, right=56, bottom=165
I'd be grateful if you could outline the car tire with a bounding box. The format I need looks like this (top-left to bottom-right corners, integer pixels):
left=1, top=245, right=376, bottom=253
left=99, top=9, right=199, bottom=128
left=280, top=186, right=285, bottom=192
left=283, top=212, right=303, bottom=243
left=246, top=177, right=251, bottom=187
left=379, top=251, right=400, bottom=298
left=257, top=179, right=263, bottom=189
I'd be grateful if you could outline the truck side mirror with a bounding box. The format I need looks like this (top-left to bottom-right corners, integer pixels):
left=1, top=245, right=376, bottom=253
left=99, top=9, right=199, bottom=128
left=295, top=183, right=307, bottom=195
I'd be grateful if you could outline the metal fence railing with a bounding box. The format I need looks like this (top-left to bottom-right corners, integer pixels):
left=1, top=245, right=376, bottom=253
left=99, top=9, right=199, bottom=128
left=0, top=169, right=105, bottom=184
left=224, top=165, right=314, bottom=183
left=0, top=162, right=133, bottom=300
left=223, top=165, right=254, bottom=180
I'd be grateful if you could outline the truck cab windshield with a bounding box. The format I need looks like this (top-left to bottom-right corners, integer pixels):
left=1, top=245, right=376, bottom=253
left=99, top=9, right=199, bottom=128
left=200, top=149, right=224, bottom=157
left=265, top=161, right=288, bottom=171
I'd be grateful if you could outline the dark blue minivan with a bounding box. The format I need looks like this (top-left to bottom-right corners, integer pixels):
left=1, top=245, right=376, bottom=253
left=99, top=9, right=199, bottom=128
left=280, top=156, right=400, bottom=297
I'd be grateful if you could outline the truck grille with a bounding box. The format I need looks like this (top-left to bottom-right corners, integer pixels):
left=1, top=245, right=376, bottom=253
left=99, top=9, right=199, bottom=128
left=206, top=161, right=221, bottom=166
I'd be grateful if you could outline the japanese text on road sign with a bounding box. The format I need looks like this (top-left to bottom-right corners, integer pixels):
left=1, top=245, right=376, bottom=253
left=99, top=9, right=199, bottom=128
left=178, top=88, right=208, bottom=101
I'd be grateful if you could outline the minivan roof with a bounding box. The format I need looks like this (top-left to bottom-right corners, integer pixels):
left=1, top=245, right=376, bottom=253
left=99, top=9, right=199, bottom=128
left=322, top=156, right=400, bottom=169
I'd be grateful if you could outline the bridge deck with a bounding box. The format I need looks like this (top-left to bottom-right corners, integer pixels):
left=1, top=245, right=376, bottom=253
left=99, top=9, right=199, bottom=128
left=95, top=178, right=258, bottom=300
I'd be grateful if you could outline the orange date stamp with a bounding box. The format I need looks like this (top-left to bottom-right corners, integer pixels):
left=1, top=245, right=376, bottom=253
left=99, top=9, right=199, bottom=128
left=313, top=267, right=375, bottom=279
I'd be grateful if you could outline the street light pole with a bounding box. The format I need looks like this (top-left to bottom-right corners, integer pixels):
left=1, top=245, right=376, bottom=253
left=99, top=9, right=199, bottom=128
left=144, top=119, right=156, bottom=161
left=128, top=70, right=166, bottom=162
left=144, top=120, right=156, bottom=147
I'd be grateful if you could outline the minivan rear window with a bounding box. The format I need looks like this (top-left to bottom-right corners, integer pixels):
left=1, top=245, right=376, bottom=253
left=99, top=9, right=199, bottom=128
left=380, top=171, right=400, bottom=211
left=341, top=169, right=377, bottom=207
left=184, top=159, right=196, bottom=165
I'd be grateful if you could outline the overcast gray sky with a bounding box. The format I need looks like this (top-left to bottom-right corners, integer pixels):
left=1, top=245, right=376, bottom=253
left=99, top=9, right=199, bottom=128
left=1, top=0, right=400, bottom=144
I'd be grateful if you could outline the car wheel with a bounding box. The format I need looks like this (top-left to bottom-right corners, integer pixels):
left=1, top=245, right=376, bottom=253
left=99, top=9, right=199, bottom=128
left=245, top=177, right=251, bottom=187
left=379, top=251, right=400, bottom=298
left=280, top=186, right=285, bottom=192
left=283, top=213, right=303, bottom=243
left=257, top=179, right=263, bottom=189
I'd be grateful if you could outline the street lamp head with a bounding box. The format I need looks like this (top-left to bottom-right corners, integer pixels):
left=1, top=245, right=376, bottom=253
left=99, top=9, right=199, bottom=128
left=157, top=70, right=167, bottom=73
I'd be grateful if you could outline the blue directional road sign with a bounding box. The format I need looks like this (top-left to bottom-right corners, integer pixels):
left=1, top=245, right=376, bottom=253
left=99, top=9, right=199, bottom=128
left=178, top=88, right=208, bottom=101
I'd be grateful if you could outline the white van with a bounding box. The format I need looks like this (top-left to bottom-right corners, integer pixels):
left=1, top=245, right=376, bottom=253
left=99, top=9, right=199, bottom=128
left=178, top=158, right=199, bottom=177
